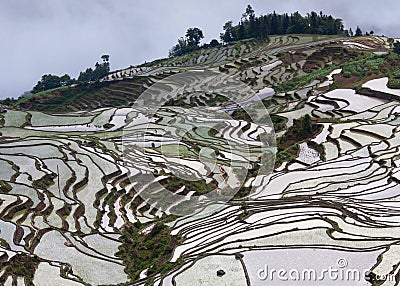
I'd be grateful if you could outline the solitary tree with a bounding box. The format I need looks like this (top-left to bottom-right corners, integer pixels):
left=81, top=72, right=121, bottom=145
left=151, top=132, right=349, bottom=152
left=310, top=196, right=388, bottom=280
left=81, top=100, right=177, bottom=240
left=209, top=39, right=220, bottom=47
left=169, top=37, right=188, bottom=57
left=169, top=28, right=204, bottom=57
left=355, top=26, right=363, bottom=36
left=349, top=27, right=354, bottom=37
left=220, top=21, right=235, bottom=43
left=185, top=27, right=204, bottom=47
left=242, top=4, right=255, bottom=21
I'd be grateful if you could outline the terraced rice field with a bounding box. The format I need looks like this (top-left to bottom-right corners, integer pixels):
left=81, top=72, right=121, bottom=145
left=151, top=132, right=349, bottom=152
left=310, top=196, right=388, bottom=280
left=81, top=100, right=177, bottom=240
left=1, top=35, right=400, bottom=285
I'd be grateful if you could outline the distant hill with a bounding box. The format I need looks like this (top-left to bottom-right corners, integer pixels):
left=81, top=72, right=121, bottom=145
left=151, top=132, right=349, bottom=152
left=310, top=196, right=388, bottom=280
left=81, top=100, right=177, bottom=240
left=13, top=34, right=399, bottom=113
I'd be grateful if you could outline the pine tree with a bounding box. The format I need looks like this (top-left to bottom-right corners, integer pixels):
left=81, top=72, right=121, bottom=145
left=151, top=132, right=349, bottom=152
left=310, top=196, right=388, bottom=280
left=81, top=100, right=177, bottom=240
left=220, top=21, right=235, bottom=43
left=355, top=26, right=363, bottom=37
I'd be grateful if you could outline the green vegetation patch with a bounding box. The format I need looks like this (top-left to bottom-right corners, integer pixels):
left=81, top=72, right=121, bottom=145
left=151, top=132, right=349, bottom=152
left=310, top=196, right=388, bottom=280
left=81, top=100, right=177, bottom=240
left=32, top=173, right=56, bottom=190
left=387, top=55, right=400, bottom=88
left=277, top=52, right=400, bottom=92
left=341, top=54, right=386, bottom=79
left=116, top=222, right=182, bottom=282
left=0, top=253, right=40, bottom=285
left=275, top=64, right=339, bottom=92
left=160, top=175, right=217, bottom=196
left=275, top=114, right=322, bottom=167
left=340, top=53, right=400, bottom=88
left=271, top=114, right=288, bottom=133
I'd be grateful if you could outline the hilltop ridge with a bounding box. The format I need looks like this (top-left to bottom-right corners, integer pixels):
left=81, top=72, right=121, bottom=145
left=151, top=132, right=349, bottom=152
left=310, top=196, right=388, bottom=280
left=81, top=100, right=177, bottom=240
left=11, top=34, right=398, bottom=113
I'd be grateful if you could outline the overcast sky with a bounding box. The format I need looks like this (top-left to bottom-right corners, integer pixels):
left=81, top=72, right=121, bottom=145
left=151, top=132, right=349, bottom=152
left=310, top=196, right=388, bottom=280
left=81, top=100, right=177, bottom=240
left=1, top=0, right=399, bottom=99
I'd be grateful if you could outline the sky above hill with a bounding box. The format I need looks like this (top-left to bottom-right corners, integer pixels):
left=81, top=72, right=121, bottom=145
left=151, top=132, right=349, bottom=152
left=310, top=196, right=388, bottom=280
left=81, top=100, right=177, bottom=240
left=1, top=0, right=399, bottom=99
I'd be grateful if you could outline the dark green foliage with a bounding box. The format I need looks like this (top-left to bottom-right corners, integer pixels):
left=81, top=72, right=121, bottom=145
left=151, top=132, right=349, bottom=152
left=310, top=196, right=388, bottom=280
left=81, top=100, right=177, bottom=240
left=237, top=200, right=250, bottom=220
left=275, top=64, right=339, bottom=92
left=77, top=54, right=110, bottom=83
left=279, top=115, right=321, bottom=146
left=221, top=21, right=235, bottom=43
left=0, top=97, right=16, bottom=106
left=208, top=39, right=220, bottom=47
left=0, top=253, right=40, bottom=285
left=185, top=27, right=204, bottom=46
left=231, top=107, right=252, bottom=122
left=32, top=74, right=74, bottom=94
left=103, top=123, right=115, bottom=129
left=101, top=54, right=110, bottom=62
left=388, top=67, right=400, bottom=88
left=32, top=173, right=56, bottom=190
left=31, top=55, right=110, bottom=94
left=394, top=42, right=400, bottom=55
left=275, top=115, right=322, bottom=167
left=160, top=175, right=217, bottom=196
left=116, top=223, right=181, bottom=281
left=220, top=7, right=345, bottom=44
left=168, top=37, right=189, bottom=57
left=372, top=53, right=400, bottom=88
left=302, top=114, right=312, bottom=135
left=169, top=27, right=204, bottom=57
left=234, top=186, right=252, bottom=199
left=78, top=61, right=110, bottom=83
left=242, top=4, right=255, bottom=21
left=341, top=54, right=386, bottom=79
left=271, top=115, right=288, bottom=133
left=275, top=145, right=299, bottom=167
left=355, top=26, right=363, bottom=36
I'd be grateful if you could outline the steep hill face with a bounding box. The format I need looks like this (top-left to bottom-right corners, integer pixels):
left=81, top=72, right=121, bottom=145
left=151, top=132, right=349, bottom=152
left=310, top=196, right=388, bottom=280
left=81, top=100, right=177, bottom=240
left=1, top=35, right=400, bottom=285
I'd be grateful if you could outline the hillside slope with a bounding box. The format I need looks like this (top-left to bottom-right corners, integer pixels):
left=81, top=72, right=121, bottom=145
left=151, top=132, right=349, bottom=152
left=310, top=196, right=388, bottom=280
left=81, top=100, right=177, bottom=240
left=0, top=35, right=400, bottom=285
left=16, top=35, right=399, bottom=113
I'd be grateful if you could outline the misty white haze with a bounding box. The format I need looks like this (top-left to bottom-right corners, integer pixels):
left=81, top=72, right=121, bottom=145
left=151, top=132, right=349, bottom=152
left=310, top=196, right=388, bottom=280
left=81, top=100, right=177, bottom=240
left=1, top=0, right=399, bottom=99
